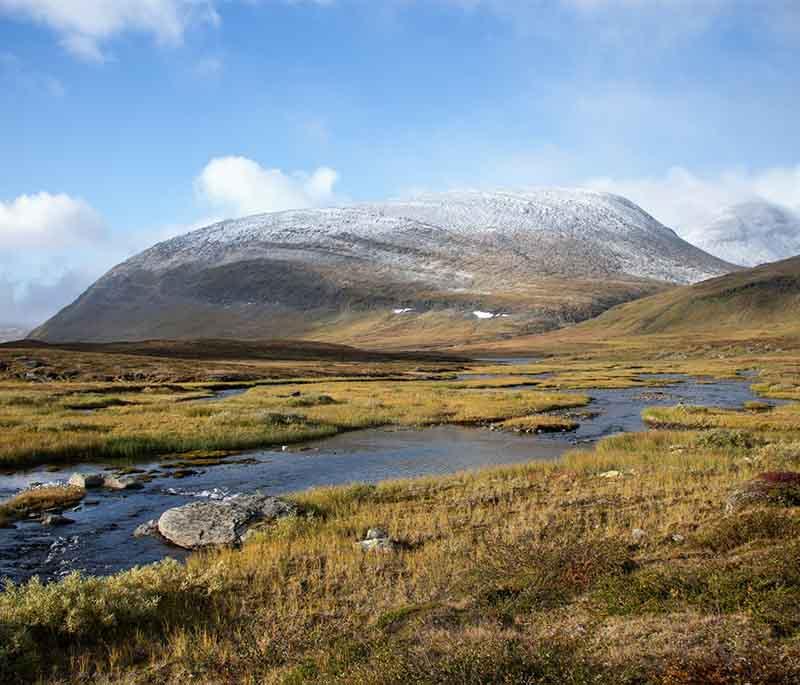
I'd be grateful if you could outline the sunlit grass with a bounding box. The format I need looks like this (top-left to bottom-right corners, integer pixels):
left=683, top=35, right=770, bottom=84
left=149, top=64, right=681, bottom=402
left=4, top=423, right=800, bottom=683
left=0, top=484, right=85, bottom=526
left=0, top=380, right=588, bottom=469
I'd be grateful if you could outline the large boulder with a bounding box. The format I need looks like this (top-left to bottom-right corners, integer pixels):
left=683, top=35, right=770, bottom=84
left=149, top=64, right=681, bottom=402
left=725, top=472, right=800, bottom=513
left=157, top=493, right=297, bottom=549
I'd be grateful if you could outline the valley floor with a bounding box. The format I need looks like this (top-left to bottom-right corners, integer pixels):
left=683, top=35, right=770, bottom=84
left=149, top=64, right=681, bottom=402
left=2, top=338, right=800, bottom=683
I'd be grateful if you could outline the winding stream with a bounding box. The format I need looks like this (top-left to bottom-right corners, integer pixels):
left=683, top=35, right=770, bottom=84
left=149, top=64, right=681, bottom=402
left=0, top=372, right=780, bottom=583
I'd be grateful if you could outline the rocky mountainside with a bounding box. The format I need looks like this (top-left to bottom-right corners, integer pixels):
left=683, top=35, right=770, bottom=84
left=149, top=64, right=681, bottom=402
left=31, top=189, right=737, bottom=346
left=681, top=200, right=800, bottom=267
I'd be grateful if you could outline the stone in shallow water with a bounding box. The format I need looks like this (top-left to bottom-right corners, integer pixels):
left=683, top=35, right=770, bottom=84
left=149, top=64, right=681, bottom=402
left=41, top=514, right=74, bottom=526
left=157, top=494, right=297, bottom=549
left=133, top=519, right=158, bottom=538
left=103, top=475, right=144, bottom=490
left=68, top=473, right=104, bottom=488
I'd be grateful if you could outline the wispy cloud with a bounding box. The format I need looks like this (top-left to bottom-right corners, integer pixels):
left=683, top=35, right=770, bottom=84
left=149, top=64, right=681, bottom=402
left=0, top=0, right=220, bottom=62
left=584, top=165, right=800, bottom=232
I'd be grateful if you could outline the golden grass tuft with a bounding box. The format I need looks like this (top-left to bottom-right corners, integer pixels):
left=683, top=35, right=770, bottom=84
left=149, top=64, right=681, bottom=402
left=0, top=484, right=85, bottom=526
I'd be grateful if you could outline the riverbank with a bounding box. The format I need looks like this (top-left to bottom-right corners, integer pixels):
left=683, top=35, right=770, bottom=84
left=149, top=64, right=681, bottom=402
left=3, top=416, right=800, bottom=684
left=0, top=374, right=774, bottom=583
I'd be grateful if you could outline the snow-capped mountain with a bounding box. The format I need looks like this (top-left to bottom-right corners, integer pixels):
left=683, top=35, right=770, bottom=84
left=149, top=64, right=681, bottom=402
left=31, top=189, right=736, bottom=344
left=681, top=201, right=800, bottom=268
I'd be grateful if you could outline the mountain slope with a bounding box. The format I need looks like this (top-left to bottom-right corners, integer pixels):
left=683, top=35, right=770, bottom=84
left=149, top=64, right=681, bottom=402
left=31, top=189, right=736, bottom=346
left=682, top=200, right=800, bottom=267
left=572, top=255, right=800, bottom=337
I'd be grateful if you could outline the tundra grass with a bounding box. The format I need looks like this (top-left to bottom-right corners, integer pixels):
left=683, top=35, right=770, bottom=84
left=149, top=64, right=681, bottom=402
left=4, top=424, right=800, bottom=683
left=0, top=380, right=589, bottom=469
left=643, top=402, right=800, bottom=432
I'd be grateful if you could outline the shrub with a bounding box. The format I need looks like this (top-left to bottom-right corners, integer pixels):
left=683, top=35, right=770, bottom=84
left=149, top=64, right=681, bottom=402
left=0, top=559, right=223, bottom=681
left=694, top=429, right=759, bottom=451
left=594, top=542, right=800, bottom=637
left=469, top=532, right=634, bottom=620
left=693, top=510, right=800, bottom=554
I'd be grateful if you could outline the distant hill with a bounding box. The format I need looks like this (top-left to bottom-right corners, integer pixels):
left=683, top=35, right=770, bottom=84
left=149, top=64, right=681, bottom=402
left=681, top=200, right=800, bottom=267
left=574, top=255, right=800, bottom=337
left=0, top=325, right=28, bottom=343
left=30, top=189, right=735, bottom=347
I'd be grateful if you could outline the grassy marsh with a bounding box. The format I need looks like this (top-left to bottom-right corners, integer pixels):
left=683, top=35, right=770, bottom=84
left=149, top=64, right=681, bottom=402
left=4, top=340, right=800, bottom=683
left=0, top=378, right=588, bottom=469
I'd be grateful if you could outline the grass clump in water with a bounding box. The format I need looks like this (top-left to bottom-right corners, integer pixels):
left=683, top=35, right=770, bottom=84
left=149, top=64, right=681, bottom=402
left=0, top=485, right=85, bottom=526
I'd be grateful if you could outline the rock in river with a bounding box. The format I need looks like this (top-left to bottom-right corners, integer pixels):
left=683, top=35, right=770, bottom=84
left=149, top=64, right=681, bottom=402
left=68, top=473, right=104, bottom=489
left=157, top=493, right=297, bottom=549
left=103, top=475, right=144, bottom=490
left=41, top=514, right=74, bottom=526
left=133, top=519, right=159, bottom=538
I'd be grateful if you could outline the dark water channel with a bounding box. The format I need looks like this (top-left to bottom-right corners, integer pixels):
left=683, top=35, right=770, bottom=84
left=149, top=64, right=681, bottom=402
left=0, top=372, right=782, bottom=583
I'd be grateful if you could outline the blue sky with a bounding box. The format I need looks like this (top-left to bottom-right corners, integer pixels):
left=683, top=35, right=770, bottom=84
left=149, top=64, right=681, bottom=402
left=1, top=0, right=799, bottom=325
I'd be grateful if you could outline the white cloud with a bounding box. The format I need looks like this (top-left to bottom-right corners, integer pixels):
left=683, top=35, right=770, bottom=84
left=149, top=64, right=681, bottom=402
left=0, top=269, right=98, bottom=328
left=0, top=0, right=220, bottom=62
left=196, top=156, right=340, bottom=217
left=0, top=192, right=108, bottom=248
left=584, top=165, right=800, bottom=233
left=0, top=191, right=116, bottom=326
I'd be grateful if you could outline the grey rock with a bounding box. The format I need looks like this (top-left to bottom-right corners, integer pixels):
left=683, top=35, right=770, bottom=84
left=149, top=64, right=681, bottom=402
left=133, top=519, right=159, bottom=538
left=631, top=528, right=646, bottom=544
left=68, top=473, right=105, bottom=489
left=358, top=537, right=398, bottom=552
left=103, top=475, right=144, bottom=490
left=357, top=526, right=398, bottom=552
left=41, top=514, right=74, bottom=526
left=157, top=493, right=297, bottom=549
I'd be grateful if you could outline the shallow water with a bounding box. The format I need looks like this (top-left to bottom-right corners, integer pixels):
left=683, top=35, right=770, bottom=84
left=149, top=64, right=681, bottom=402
left=0, top=373, right=782, bottom=583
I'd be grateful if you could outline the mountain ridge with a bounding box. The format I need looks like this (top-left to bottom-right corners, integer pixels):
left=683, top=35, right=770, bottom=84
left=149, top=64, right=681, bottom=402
left=31, top=188, right=737, bottom=346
